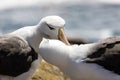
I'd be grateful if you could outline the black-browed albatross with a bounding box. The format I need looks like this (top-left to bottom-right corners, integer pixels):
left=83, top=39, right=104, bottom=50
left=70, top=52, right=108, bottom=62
left=39, top=37, right=120, bottom=80
left=0, top=35, right=37, bottom=80
left=0, top=15, right=70, bottom=80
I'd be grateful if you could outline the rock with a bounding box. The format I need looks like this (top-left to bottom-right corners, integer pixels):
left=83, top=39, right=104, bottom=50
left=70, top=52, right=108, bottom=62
left=31, top=61, right=70, bottom=80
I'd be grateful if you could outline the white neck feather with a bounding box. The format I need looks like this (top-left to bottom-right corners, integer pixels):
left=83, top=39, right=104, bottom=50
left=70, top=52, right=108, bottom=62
left=10, top=25, right=43, bottom=52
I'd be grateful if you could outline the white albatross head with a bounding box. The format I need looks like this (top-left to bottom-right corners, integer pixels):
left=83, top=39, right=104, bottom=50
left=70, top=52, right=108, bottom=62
left=10, top=15, right=70, bottom=52
left=38, top=15, right=70, bottom=45
left=39, top=38, right=71, bottom=68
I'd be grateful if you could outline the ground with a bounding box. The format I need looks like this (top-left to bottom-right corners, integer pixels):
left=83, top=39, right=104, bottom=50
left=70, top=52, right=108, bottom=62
left=31, top=61, right=70, bottom=80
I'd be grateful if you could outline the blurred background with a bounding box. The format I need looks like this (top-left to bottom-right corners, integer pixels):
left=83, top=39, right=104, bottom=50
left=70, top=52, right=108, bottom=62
left=0, top=0, right=120, bottom=42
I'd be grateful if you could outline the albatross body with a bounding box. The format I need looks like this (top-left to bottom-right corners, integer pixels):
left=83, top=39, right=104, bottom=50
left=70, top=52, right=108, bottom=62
left=0, top=16, right=69, bottom=80
left=39, top=37, right=120, bottom=80
left=0, top=35, right=38, bottom=80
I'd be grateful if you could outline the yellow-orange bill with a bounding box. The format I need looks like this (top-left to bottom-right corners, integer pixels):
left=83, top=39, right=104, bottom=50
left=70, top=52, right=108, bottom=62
left=58, top=28, right=70, bottom=45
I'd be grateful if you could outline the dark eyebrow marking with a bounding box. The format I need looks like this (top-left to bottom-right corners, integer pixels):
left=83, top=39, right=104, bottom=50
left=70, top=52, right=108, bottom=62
left=46, top=24, right=55, bottom=30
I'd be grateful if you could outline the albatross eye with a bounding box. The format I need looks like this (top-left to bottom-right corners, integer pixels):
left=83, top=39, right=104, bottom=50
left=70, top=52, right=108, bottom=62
left=47, top=24, right=55, bottom=30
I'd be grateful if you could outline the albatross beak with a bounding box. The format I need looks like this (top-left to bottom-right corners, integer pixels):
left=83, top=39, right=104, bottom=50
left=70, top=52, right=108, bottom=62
left=58, top=28, right=70, bottom=45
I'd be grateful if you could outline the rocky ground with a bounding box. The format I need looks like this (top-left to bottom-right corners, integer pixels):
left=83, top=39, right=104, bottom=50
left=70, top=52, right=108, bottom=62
left=31, top=61, right=70, bottom=80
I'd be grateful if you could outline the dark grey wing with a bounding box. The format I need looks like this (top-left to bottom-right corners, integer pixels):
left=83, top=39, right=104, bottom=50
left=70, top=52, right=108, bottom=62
left=0, top=35, right=38, bottom=77
left=84, top=37, right=120, bottom=75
